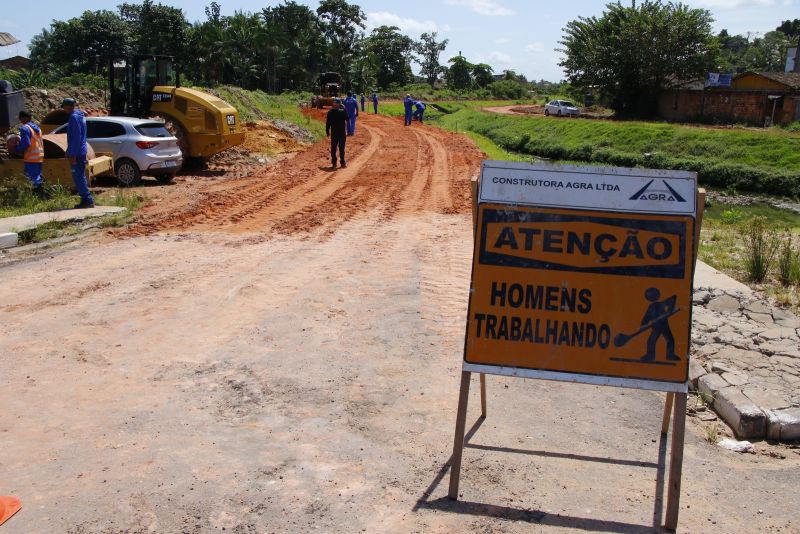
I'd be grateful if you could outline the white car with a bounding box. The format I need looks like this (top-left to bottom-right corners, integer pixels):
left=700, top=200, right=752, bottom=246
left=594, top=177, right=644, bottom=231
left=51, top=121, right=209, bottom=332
left=53, top=116, right=182, bottom=186
left=544, top=100, right=580, bottom=117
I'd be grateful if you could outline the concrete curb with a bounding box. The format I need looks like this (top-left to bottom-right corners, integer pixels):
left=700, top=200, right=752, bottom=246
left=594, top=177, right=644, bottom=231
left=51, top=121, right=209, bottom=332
left=0, top=232, right=18, bottom=250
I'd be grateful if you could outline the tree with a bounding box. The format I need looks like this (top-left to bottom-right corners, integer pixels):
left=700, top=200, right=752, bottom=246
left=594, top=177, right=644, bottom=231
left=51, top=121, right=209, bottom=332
left=740, top=31, right=792, bottom=72
left=472, top=63, right=494, bottom=88
left=560, top=1, right=717, bottom=117
left=415, top=32, right=449, bottom=88
left=316, top=0, right=366, bottom=87
left=263, top=1, right=327, bottom=91
left=186, top=3, right=227, bottom=85
left=29, top=10, right=130, bottom=74
left=447, top=54, right=473, bottom=90
left=364, top=26, right=413, bottom=89
left=118, top=0, right=190, bottom=59
left=776, top=19, right=800, bottom=40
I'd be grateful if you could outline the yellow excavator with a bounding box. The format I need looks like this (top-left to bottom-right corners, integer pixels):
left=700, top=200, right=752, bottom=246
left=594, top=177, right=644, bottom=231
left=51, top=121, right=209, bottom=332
left=42, top=55, right=244, bottom=160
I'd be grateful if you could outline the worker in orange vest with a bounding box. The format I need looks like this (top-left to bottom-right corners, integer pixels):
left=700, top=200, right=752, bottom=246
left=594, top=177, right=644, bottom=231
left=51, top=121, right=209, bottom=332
left=14, top=110, right=48, bottom=199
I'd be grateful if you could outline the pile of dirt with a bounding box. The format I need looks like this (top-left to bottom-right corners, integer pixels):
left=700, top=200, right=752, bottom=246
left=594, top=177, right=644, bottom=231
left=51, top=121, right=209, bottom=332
left=22, top=87, right=107, bottom=122
left=204, top=121, right=308, bottom=174
left=241, top=121, right=306, bottom=154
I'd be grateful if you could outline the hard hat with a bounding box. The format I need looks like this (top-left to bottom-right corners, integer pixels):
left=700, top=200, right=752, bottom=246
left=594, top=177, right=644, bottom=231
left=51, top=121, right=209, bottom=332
left=61, top=97, right=76, bottom=107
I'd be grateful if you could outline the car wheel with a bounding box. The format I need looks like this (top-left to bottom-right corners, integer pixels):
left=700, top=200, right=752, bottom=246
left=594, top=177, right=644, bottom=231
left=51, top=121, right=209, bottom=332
left=115, top=158, right=142, bottom=187
left=544, top=109, right=549, bottom=116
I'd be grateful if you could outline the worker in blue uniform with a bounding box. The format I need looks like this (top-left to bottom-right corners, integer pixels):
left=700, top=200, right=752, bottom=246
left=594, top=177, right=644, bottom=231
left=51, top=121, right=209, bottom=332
left=360, top=93, right=366, bottom=112
left=343, top=93, right=359, bottom=136
left=63, top=98, right=95, bottom=209
left=14, top=110, right=48, bottom=198
left=371, top=92, right=379, bottom=114
left=403, top=94, right=413, bottom=126
left=413, top=100, right=426, bottom=124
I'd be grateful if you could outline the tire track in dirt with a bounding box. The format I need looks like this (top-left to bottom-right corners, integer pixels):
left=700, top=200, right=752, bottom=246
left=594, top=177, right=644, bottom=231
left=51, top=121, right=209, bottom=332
left=124, top=114, right=483, bottom=238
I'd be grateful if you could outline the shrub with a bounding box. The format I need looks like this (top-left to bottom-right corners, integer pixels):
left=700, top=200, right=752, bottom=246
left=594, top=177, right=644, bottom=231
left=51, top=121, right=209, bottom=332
left=487, top=80, right=528, bottom=99
left=777, top=234, right=800, bottom=287
left=740, top=216, right=780, bottom=283
left=720, top=208, right=745, bottom=225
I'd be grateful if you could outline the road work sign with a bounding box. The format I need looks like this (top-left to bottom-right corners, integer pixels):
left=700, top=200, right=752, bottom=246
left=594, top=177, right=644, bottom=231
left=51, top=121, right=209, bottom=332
left=464, top=161, right=697, bottom=388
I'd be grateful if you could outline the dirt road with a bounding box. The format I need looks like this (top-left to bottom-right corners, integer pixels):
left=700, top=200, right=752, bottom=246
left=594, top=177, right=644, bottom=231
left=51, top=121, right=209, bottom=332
left=1, top=113, right=798, bottom=533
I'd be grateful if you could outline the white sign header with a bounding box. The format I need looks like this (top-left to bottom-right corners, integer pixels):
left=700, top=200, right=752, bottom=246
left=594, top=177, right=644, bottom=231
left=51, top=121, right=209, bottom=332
left=479, top=161, right=697, bottom=216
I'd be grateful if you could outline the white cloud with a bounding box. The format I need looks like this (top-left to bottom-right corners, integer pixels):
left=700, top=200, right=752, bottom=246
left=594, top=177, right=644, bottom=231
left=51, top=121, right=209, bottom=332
left=445, top=0, right=513, bottom=17
left=366, top=11, right=448, bottom=35
left=477, top=51, right=513, bottom=65
left=525, top=42, right=544, bottom=53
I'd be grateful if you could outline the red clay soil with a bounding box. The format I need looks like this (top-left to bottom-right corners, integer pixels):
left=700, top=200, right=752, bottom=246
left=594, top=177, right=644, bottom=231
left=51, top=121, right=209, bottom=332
left=124, top=112, right=483, bottom=237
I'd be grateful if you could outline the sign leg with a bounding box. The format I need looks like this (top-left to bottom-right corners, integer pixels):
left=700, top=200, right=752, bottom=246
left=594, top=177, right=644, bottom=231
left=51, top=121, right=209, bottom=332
left=661, top=392, right=675, bottom=434
left=665, top=392, right=687, bottom=530
left=448, top=370, right=472, bottom=500
left=479, top=373, right=487, bottom=417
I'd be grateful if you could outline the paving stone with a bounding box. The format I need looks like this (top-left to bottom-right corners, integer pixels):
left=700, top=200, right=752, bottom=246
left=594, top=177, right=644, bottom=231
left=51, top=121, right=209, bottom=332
left=742, top=386, right=793, bottom=411
left=722, top=371, right=749, bottom=387
left=772, top=355, right=799, bottom=367
left=746, top=312, right=774, bottom=325
left=707, top=294, right=741, bottom=314
left=759, top=327, right=797, bottom=340
left=744, top=300, right=773, bottom=315
left=719, top=348, right=763, bottom=368
left=698, top=373, right=729, bottom=399
left=772, top=308, right=800, bottom=329
left=758, top=341, right=798, bottom=356
left=714, top=387, right=767, bottom=439
left=692, top=289, right=711, bottom=305
left=696, top=343, right=723, bottom=357
left=711, top=361, right=735, bottom=374
left=766, top=408, right=800, bottom=441
left=693, top=313, right=726, bottom=331
left=689, top=359, right=707, bottom=389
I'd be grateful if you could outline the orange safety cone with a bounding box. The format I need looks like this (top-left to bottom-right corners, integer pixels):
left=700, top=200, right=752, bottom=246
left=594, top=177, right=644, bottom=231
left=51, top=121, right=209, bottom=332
left=0, top=496, right=21, bottom=526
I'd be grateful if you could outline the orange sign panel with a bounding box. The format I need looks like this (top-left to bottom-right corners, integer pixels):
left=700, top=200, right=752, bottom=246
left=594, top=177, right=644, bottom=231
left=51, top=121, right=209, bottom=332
left=465, top=205, right=695, bottom=384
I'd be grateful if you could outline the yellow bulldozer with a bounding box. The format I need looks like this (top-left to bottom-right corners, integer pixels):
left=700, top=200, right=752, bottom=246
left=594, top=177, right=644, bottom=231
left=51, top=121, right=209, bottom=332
left=42, top=55, right=245, bottom=161
left=311, top=72, right=342, bottom=109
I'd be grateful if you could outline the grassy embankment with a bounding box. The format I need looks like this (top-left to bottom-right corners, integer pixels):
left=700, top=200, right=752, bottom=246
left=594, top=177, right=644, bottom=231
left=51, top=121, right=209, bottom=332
left=213, top=87, right=325, bottom=139
left=411, top=105, right=800, bottom=198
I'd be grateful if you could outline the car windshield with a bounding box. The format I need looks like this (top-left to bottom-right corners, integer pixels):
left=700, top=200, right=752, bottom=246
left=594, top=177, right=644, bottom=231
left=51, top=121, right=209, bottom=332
left=135, top=123, right=171, bottom=138
left=561, top=101, right=576, bottom=107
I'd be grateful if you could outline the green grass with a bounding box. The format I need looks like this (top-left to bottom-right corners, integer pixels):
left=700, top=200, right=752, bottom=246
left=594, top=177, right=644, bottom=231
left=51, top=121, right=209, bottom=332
left=700, top=200, right=800, bottom=310
left=0, top=185, right=78, bottom=218
left=416, top=107, right=800, bottom=197
left=1, top=185, right=144, bottom=245
left=704, top=201, right=800, bottom=232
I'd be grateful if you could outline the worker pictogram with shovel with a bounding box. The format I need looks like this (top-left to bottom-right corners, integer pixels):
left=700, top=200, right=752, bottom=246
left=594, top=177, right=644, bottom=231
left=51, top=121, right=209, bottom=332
left=612, top=287, right=680, bottom=365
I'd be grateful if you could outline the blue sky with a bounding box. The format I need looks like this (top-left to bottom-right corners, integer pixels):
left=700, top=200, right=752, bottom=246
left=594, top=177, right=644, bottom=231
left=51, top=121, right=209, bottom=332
left=1, top=0, right=796, bottom=81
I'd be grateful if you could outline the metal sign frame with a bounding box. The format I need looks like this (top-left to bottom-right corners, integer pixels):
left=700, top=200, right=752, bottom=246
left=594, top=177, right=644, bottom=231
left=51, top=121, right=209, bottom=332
left=447, top=161, right=705, bottom=531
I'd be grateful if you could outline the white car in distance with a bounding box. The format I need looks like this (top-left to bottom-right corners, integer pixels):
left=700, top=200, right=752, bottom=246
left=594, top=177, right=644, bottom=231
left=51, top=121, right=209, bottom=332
left=544, top=100, right=581, bottom=117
